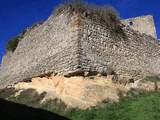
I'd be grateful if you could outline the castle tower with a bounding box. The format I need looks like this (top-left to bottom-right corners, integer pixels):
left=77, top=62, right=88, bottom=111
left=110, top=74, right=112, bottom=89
left=121, top=15, right=157, bottom=39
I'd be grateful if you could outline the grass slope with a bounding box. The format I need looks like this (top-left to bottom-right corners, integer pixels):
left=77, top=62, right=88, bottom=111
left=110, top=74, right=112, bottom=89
left=0, top=88, right=160, bottom=120
left=65, top=91, right=160, bottom=120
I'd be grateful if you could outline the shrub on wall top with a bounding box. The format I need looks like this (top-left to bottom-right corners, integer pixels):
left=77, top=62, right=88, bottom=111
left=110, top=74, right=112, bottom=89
left=54, top=1, right=120, bottom=26
left=6, top=36, right=20, bottom=52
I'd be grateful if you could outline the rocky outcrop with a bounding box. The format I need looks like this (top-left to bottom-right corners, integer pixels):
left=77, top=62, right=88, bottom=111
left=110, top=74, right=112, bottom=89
left=14, top=75, right=128, bottom=109
left=129, top=80, right=160, bottom=91
left=13, top=75, right=160, bottom=109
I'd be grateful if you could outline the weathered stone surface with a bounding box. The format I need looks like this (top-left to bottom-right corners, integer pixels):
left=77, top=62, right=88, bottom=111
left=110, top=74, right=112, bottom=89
left=12, top=75, right=160, bottom=109
left=128, top=80, right=159, bottom=91
left=78, top=16, right=160, bottom=78
left=121, top=15, right=157, bottom=39
left=0, top=7, right=160, bottom=89
left=14, top=75, right=127, bottom=109
left=0, top=12, right=80, bottom=88
left=1, top=51, right=13, bottom=66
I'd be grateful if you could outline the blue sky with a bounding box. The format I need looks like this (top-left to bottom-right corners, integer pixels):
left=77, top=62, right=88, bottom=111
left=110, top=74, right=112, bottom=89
left=0, top=0, right=160, bottom=63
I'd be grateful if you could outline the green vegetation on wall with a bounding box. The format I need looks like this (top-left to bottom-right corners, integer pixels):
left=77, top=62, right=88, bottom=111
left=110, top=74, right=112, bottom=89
left=5, top=21, right=43, bottom=53
left=5, top=31, right=26, bottom=52
left=6, top=36, right=20, bottom=52
left=54, top=1, right=121, bottom=32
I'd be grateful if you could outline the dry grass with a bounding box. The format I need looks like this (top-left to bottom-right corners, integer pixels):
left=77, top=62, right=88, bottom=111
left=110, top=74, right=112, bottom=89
left=53, top=0, right=121, bottom=31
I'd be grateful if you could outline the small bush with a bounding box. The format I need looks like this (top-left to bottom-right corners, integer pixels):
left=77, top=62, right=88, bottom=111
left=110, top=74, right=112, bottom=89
left=54, top=1, right=121, bottom=32
left=1, top=87, right=160, bottom=120
left=0, top=88, right=46, bottom=108
left=12, top=89, right=46, bottom=107
left=144, top=76, right=160, bottom=82
left=30, top=21, right=44, bottom=30
left=5, top=20, right=43, bottom=53
left=144, top=75, right=160, bottom=91
left=5, top=30, right=27, bottom=52
left=0, top=88, right=18, bottom=98
left=41, top=98, right=67, bottom=116
left=6, top=36, right=20, bottom=52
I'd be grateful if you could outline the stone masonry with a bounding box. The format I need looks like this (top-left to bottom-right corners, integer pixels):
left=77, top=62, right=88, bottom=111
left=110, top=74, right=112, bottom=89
left=121, top=15, right=157, bottom=39
left=0, top=6, right=160, bottom=89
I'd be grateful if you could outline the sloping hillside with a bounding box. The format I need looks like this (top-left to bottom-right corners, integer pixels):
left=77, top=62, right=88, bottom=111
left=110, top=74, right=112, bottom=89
left=66, top=91, right=160, bottom=120
left=0, top=81, right=160, bottom=120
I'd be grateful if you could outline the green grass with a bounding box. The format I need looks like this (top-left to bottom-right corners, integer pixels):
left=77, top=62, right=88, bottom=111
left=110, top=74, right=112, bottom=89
left=40, top=90, right=160, bottom=120
left=41, top=99, right=67, bottom=116
left=0, top=88, right=160, bottom=120
left=144, top=76, right=160, bottom=82
left=65, top=91, right=160, bottom=120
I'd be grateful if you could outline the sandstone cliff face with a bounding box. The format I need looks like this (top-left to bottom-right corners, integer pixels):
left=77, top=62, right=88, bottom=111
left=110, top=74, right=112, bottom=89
left=14, top=75, right=127, bottom=109
left=0, top=5, right=160, bottom=89
left=13, top=75, right=160, bottom=109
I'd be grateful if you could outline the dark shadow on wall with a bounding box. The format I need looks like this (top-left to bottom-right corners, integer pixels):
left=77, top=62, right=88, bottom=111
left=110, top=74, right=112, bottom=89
left=0, top=98, right=69, bottom=120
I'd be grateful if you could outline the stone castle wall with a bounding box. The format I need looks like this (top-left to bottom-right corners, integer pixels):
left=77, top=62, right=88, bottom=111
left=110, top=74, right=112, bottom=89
left=0, top=11, right=160, bottom=89
left=121, top=15, right=157, bottom=39
left=0, top=12, right=81, bottom=88
left=1, top=51, right=13, bottom=66
left=78, top=16, right=160, bottom=77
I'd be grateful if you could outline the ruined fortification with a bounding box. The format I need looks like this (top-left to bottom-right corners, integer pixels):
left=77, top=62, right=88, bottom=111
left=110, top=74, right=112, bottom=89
left=0, top=3, right=160, bottom=89
left=121, top=15, right=157, bottom=38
